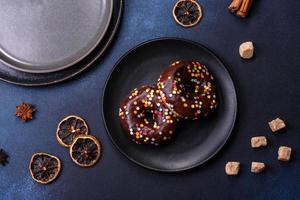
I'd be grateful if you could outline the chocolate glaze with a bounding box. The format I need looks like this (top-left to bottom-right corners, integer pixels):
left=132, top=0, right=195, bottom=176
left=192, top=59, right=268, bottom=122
left=157, top=61, right=218, bottom=120
left=119, top=86, right=178, bottom=145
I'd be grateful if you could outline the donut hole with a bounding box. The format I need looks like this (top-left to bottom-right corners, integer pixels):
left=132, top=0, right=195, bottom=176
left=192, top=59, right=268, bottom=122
left=178, top=78, right=196, bottom=99
left=181, top=81, right=196, bottom=94
left=175, top=68, right=196, bottom=98
left=143, top=109, right=155, bottom=124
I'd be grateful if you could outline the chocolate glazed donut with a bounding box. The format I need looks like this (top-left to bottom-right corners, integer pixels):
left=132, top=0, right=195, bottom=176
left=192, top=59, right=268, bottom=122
left=119, top=86, right=179, bottom=145
left=157, top=61, right=218, bottom=120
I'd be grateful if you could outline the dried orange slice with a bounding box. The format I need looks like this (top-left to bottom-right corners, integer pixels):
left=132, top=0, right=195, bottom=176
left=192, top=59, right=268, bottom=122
left=173, top=0, right=203, bottom=28
left=29, top=153, right=61, bottom=184
left=56, top=115, right=89, bottom=147
left=70, top=135, right=101, bottom=167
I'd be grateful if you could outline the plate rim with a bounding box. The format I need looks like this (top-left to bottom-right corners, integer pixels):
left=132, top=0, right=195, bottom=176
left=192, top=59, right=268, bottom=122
left=102, top=37, right=238, bottom=172
left=0, top=0, right=114, bottom=73
left=0, top=0, right=123, bottom=86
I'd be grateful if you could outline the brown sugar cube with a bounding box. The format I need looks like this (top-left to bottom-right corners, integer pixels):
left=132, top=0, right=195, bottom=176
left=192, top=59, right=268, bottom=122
left=268, top=118, right=286, bottom=132
left=225, top=162, right=240, bottom=175
left=251, top=162, right=266, bottom=173
left=239, top=41, right=254, bottom=59
left=251, top=136, right=267, bottom=148
left=278, top=146, right=292, bottom=161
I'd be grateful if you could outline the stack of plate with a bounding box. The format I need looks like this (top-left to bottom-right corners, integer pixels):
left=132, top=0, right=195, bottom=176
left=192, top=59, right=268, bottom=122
left=0, top=0, right=123, bottom=86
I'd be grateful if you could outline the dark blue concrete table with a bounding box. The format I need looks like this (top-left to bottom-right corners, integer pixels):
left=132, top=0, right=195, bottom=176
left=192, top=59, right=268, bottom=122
left=1, top=0, right=299, bottom=199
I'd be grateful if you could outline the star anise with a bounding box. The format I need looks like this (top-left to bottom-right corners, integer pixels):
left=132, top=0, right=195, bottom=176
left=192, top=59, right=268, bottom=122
left=0, top=149, right=9, bottom=166
left=15, top=102, right=36, bottom=122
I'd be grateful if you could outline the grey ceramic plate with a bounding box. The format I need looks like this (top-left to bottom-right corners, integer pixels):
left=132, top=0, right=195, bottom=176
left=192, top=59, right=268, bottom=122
left=0, top=0, right=123, bottom=86
left=0, top=0, right=113, bottom=73
left=103, top=38, right=237, bottom=172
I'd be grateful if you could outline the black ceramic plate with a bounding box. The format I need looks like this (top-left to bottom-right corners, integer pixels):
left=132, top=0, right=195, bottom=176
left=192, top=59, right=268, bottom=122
left=0, top=0, right=122, bottom=86
left=103, top=38, right=237, bottom=172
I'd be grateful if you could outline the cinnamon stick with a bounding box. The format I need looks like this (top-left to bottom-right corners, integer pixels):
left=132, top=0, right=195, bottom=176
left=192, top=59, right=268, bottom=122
left=237, top=0, right=254, bottom=18
left=228, top=0, right=243, bottom=13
